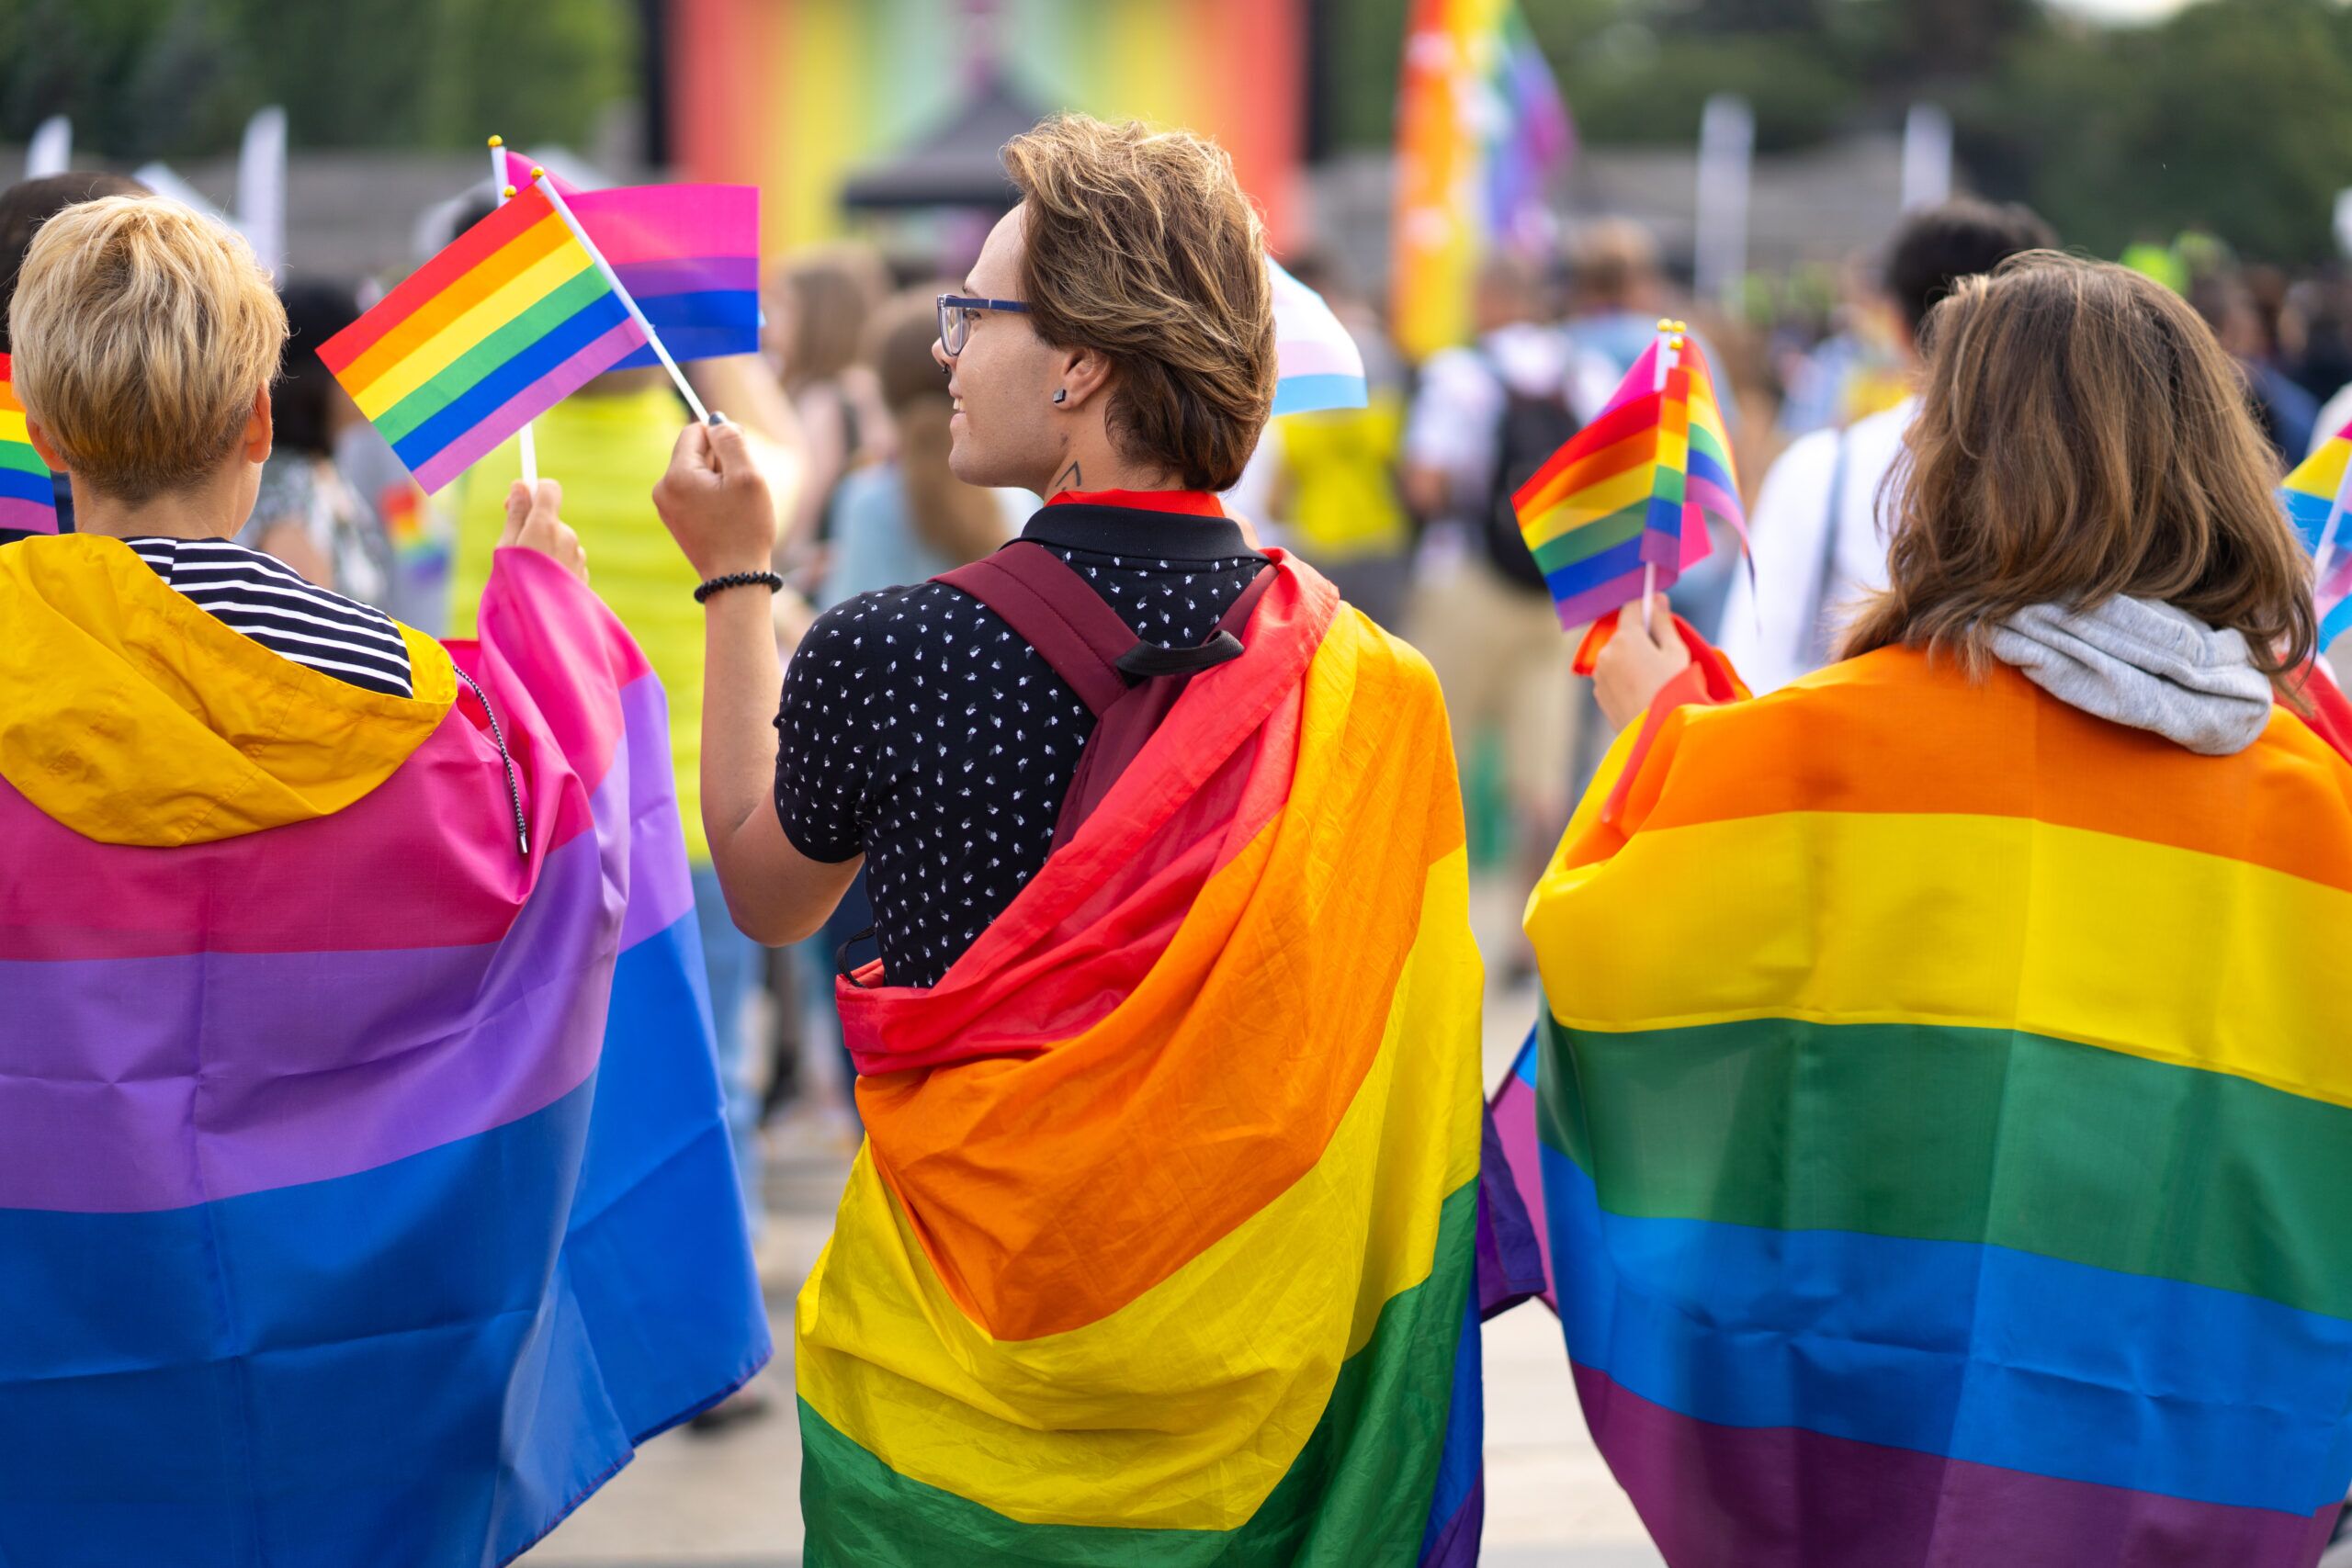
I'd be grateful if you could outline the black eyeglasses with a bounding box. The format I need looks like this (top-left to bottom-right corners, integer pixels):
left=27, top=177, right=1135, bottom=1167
left=936, top=294, right=1030, bottom=355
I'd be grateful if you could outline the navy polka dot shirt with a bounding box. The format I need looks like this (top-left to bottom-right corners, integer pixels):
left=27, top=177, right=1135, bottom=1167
left=775, top=501, right=1264, bottom=987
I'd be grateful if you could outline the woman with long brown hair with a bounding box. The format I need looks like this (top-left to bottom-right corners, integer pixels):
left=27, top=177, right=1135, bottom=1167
left=1531, top=253, right=2352, bottom=1566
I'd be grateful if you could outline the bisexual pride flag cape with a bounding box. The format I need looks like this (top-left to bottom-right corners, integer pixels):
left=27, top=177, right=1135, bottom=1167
left=0, top=539, right=767, bottom=1567
left=796, top=558, right=1501, bottom=1566
left=1525, top=643, right=2352, bottom=1568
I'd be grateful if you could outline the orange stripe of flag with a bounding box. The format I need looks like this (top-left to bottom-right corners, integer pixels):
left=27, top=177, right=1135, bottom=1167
left=333, top=214, right=578, bottom=398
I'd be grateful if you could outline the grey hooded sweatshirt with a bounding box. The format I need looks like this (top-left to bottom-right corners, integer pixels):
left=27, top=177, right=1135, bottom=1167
left=1986, top=597, right=2273, bottom=756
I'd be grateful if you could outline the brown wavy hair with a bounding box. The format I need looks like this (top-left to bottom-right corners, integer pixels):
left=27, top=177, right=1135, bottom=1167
left=869, top=288, right=1006, bottom=567
left=1843, top=251, right=2315, bottom=685
left=1001, top=114, right=1275, bottom=491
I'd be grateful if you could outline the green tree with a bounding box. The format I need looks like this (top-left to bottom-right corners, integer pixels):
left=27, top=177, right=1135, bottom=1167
left=0, top=0, right=633, bottom=161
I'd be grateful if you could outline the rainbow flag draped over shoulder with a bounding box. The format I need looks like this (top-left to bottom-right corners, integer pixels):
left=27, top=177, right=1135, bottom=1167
left=0, top=539, right=766, bottom=1566
left=2280, top=418, right=2352, bottom=645
left=1513, top=333, right=1747, bottom=629
left=1524, top=646, right=2352, bottom=1567
left=0, top=354, right=59, bottom=536
left=499, top=150, right=761, bottom=369
left=796, top=559, right=1500, bottom=1566
left=321, top=182, right=649, bottom=493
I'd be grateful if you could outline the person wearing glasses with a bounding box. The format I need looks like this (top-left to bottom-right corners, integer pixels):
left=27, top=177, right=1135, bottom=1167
left=653, top=114, right=1497, bottom=1562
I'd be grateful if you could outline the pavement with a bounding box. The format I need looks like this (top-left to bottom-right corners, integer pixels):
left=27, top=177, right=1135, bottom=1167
left=523, top=876, right=1665, bottom=1567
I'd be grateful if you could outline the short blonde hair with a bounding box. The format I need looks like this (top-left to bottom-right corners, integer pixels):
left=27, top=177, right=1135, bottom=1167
left=1002, top=115, right=1274, bottom=491
left=10, top=196, right=286, bottom=502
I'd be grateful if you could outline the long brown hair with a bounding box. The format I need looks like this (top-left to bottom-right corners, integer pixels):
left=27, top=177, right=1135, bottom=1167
left=870, top=288, right=1005, bottom=567
left=1843, top=252, right=2315, bottom=684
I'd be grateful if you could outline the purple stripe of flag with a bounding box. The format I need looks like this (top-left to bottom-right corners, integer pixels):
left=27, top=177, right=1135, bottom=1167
left=0, top=676, right=688, bottom=1213
left=1551, top=565, right=1651, bottom=629
left=1573, top=1364, right=2341, bottom=1568
left=0, top=493, right=58, bottom=534
left=615, top=256, right=758, bottom=298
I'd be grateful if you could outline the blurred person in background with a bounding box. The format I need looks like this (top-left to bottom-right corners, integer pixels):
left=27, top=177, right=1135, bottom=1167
left=1564, top=217, right=1672, bottom=378
left=0, top=170, right=148, bottom=542
left=449, top=349, right=806, bottom=1370
left=2193, top=269, right=2318, bottom=461
left=1405, top=249, right=1616, bottom=935
left=764, top=244, right=891, bottom=576
left=244, top=278, right=391, bottom=603
left=1719, top=197, right=2055, bottom=694
left=1260, top=254, right=1416, bottom=631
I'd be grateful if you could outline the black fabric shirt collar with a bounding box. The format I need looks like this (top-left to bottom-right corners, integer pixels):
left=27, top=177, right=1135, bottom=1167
left=1019, top=502, right=1257, bottom=561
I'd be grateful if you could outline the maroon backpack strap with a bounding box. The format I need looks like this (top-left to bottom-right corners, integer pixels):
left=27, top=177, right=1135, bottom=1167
left=937, top=543, right=1278, bottom=851
left=934, top=541, right=1136, bottom=716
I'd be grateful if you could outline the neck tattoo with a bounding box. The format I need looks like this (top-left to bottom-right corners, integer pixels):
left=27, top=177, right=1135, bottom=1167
left=1052, top=460, right=1082, bottom=494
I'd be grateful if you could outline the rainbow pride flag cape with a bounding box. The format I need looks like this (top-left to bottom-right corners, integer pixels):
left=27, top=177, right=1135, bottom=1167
left=1512, top=331, right=1747, bottom=629
left=499, top=150, right=761, bottom=369
left=0, top=539, right=766, bottom=1566
left=795, top=559, right=1504, bottom=1565
left=321, top=182, right=650, bottom=493
left=1524, top=644, right=2352, bottom=1567
left=2280, top=416, right=2352, bottom=645
left=0, top=353, right=58, bottom=536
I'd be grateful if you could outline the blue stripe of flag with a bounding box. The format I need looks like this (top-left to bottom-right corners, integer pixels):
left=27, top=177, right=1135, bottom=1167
left=1543, top=1146, right=2352, bottom=1517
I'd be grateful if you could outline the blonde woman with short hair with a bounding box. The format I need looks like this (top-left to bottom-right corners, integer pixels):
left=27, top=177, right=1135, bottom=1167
left=0, top=195, right=763, bottom=1560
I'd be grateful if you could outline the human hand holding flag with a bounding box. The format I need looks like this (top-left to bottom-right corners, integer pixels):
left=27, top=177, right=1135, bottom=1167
left=1509, top=321, right=1748, bottom=660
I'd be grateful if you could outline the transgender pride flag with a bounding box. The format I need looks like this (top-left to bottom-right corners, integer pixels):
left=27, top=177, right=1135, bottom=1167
left=0, top=543, right=766, bottom=1566
left=1271, top=255, right=1369, bottom=416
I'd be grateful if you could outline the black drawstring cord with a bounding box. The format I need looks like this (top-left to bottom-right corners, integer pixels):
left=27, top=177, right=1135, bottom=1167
left=454, top=668, right=529, bottom=858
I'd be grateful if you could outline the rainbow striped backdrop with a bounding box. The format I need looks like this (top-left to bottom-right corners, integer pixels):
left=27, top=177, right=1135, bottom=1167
left=320, top=182, right=647, bottom=493
left=0, top=354, right=58, bottom=536
left=668, top=0, right=1305, bottom=255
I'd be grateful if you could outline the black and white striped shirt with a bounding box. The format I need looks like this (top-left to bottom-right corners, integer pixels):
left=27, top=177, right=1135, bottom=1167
left=126, top=536, right=413, bottom=697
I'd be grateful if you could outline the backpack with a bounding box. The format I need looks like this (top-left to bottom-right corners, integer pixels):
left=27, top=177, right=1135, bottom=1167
left=1480, top=361, right=1584, bottom=594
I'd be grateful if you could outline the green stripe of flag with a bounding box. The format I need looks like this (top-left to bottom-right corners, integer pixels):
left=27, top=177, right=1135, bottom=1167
left=0, top=440, right=47, bottom=478
left=1532, top=504, right=1647, bottom=576
left=374, top=265, right=608, bottom=445
left=1536, top=1010, right=2352, bottom=1320
left=797, top=1181, right=1478, bottom=1567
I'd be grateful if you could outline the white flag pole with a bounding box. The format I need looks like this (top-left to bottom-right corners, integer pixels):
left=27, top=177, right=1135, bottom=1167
left=1640, top=319, right=1679, bottom=637
left=238, top=107, right=288, bottom=279
left=487, top=138, right=541, bottom=487
left=526, top=164, right=711, bottom=424
left=25, top=117, right=70, bottom=178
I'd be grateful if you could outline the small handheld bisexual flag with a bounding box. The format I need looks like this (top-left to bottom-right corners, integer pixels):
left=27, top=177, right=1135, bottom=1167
left=1269, top=256, right=1368, bottom=416
left=2281, top=417, right=2352, bottom=646
left=0, top=354, right=59, bottom=536
left=500, top=150, right=761, bottom=370
left=320, top=182, right=649, bottom=492
left=1511, top=325, right=1747, bottom=631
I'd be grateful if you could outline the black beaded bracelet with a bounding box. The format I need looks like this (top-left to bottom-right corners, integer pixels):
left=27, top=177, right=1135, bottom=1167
left=694, top=570, right=785, bottom=604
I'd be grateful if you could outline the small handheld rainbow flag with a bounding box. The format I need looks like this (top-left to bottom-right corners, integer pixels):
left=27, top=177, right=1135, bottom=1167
left=320, top=181, right=650, bottom=493
left=1511, top=322, right=1747, bottom=631
left=2281, top=416, right=2352, bottom=646
left=0, top=354, right=60, bottom=536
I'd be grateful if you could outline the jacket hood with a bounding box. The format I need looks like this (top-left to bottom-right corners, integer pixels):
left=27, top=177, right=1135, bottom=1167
left=0, top=535, right=453, bottom=846
left=1988, top=596, right=2272, bottom=756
